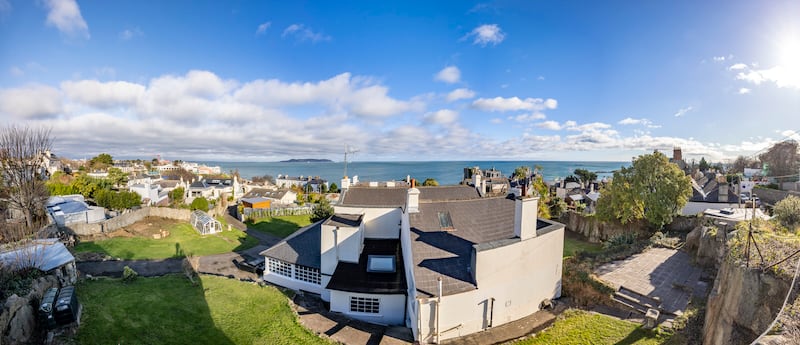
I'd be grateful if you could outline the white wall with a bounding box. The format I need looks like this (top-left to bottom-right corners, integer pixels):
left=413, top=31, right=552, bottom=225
left=330, top=291, right=406, bottom=325
left=681, top=202, right=742, bottom=216
left=415, top=226, right=564, bottom=343
left=320, top=223, right=362, bottom=275
left=263, top=271, right=324, bottom=296
left=335, top=206, right=401, bottom=239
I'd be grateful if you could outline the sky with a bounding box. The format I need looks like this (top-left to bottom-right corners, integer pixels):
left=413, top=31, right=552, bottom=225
left=1, top=0, right=799, bottom=162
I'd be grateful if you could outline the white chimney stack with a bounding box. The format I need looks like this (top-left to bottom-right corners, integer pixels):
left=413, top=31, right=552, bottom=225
left=514, top=195, right=539, bottom=240
left=473, top=174, right=483, bottom=196
left=407, top=179, right=420, bottom=213
left=341, top=177, right=351, bottom=191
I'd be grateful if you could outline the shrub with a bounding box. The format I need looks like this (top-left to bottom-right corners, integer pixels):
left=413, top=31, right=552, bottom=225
left=310, top=198, right=334, bottom=223
left=603, top=232, right=637, bottom=251
left=773, top=196, right=800, bottom=231
left=122, top=265, right=138, bottom=283
left=190, top=197, right=209, bottom=211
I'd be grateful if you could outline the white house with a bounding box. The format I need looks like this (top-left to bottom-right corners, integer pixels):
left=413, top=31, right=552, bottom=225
left=128, top=178, right=169, bottom=206
left=261, top=182, right=564, bottom=343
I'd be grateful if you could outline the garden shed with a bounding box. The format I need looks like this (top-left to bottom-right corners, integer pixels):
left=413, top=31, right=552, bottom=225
left=190, top=210, right=222, bottom=235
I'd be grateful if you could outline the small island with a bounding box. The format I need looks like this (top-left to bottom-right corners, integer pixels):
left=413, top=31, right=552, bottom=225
left=280, top=158, right=333, bottom=163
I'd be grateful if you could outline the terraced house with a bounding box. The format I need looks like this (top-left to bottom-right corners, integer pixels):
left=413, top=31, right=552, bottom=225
left=261, top=179, right=564, bottom=343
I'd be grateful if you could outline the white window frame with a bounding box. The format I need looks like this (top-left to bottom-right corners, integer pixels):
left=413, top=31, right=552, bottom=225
left=268, top=258, right=292, bottom=277
left=294, top=264, right=321, bottom=285
left=350, top=296, right=380, bottom=314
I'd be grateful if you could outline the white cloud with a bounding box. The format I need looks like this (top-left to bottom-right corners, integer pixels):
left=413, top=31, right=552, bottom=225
left=61, top=80, right=145, bottom=108
left=728, top=63, right=747, bottom=70
left=713, top=56, right=726, bottom=62
left=424, top=109, right=459, bottom=125
left=536, top=120, right=562, bottom=130
left=512, top=113, right=546, bottom=122
left=463, top=24, right=505, bottom=46
left=446, top=88, right=475, bottom=102
left=738, top=88, right=751, bottom=94
left=282, top=24, right=330, bottom=43
left=537, top=76, right=545, bottom=81
left=43, top=0, right=89, bottom=39
left=617, top=117, right=660, bottom=128
left=235, top=72, right=418, bottom=117
left=435, top=66, right=461, bottom=84
left=736, top=65, right=800, bottom=89
left=119, top=27, right=143, bottom=40
left=674, top=106, right=693, bottom=117
left=472, top=96, right=557, bottom=112
left=0, top=84, right=62, bottom=119
left=490, top=118, right=502, bottom=124
left=567, top=122, right=612, bottom=132
left=256, top=21, right=271, bottom=35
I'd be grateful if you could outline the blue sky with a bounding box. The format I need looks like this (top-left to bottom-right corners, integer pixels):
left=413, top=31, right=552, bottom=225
left=1, top=0, right=799, bottom=162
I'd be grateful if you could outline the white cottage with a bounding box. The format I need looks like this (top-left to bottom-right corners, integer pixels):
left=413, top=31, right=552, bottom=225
left=261, top=183, right=564, bottom=343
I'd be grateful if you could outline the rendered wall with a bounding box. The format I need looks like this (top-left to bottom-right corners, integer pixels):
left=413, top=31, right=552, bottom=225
left=416, top=226, right=564, bottom=343
left=334, top=206, right=401, bottom=239
left=329, top=290, right=406, bottom=325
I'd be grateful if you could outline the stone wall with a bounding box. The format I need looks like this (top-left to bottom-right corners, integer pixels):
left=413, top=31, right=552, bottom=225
left=0, top=275, right=59, bottom=345
left=684, top=225, right=727, bottom=269
left=65, top=207, right=192, bottom=236
left=702, top=260, right=791, bottom=345
left=558, top=211, right=649, bottom=243
left=752, top=187, right=800, bottom=206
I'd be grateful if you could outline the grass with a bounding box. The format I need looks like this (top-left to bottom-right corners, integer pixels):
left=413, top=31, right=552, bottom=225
left=512, top=309, right=667, bottom=345
left=246, top=215, right=312, bottom=238
left=563, top=234, right=603, bottom=258
left=74, top=223, right=258, bottom=260
left=76, top=274, right=328, bottom=345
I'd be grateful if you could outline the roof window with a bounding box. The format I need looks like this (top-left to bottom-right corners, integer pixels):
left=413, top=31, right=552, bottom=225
left=438, top=211, right=455, bottom=231
left=367, top=255, right=396, bottom=273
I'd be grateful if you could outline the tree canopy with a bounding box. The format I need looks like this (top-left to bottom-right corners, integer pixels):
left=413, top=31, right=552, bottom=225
left=759, top=140, right=799, bottom=181
left=422, top=178, right=439, bottom=186
left=597, top=151, right=692, bottom=229
left=698, top=157, right=710, bottom=172
left=310, top=198, right=334, bottom=223
left=573, top=168, right=597, bottom=183
left=328, top=183, right=339, bottom=193
left=90, top=153, right=113, bottom=170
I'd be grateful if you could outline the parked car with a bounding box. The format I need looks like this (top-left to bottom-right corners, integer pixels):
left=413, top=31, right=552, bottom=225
left=233, top=256, right=264, bottom=275
left=740, top=193, right=750, bottom=202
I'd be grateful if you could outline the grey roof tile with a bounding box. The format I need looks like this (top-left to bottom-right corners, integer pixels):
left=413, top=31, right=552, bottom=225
left=260, top=221, right=322, bottom=268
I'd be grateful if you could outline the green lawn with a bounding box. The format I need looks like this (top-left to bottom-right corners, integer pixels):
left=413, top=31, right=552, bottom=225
left=246, top=215, right=312, bottom=238
left=513, top=310, right=666, bottom=345
left=76, top=275, right=328, bottom=345
left=563, top=235, right=603, bottom=258
left=74, top=223, right=258, bottom=259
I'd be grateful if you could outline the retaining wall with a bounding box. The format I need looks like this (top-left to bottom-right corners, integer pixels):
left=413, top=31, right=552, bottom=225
left=65, top=207, right=192, bottom=236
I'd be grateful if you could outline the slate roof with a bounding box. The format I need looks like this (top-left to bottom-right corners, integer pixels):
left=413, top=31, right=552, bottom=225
left=340, top=185, right=481, bottom=207
left=326, top=239, right=407, bottom=294
left=260, top=221, right=322, bottom=269
left=158, top=180, right=179, bottom=188
left=408, top=196, right=517, bottom=297
left=244, top=188, right=291, bottom=200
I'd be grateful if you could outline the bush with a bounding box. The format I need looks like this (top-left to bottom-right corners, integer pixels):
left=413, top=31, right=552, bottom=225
left=603, top=232, right=637, bottom=251
left=190, top=197, right=209, bottom=211
left=310, top=198, right=334, bottom=223
left=122, top=266, right=138, bottom=283
left=773, top=196, right=800, bottom=231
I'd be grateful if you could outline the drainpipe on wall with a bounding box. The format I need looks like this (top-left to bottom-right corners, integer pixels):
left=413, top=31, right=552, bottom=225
left=435, top=276, right=442, bottom=344
left=333, top=227, right=339, bottom=262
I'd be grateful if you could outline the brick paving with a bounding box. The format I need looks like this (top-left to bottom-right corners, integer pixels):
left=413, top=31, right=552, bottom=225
left=595, top=247, right=706, bottom=315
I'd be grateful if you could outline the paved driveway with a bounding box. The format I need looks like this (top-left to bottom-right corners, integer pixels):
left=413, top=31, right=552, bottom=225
left=595, top=247, right=708, bottom=315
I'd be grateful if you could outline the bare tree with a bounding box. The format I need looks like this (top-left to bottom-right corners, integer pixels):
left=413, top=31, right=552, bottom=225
left=0, top=125, right=53, bottom=242
left=759, top=140, right=799, bottom=181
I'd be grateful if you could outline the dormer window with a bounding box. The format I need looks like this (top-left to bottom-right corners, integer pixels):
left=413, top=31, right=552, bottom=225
left=367, top=255, right=396, bottom=273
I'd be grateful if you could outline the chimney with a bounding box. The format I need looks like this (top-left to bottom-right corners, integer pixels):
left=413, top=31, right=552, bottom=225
left=341, top=176, right=351, bottom=191
left=514, top=195, right=539, bottom=240
left=673, top=147, right=682, bottom=161
left=473, top=174, right=484, bottom=197
left=718, top=183, right=729, bottom=203
left=407, top=179, right=420, bottom=213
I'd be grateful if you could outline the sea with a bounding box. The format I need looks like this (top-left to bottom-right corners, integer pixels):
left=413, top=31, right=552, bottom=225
left=198, top=161, right=629, bottom=186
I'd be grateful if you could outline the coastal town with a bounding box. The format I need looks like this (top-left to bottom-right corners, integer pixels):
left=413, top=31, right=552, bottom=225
left=3, top=1, right=800, bottom=344
left=2, top=131, right=800, bottom=344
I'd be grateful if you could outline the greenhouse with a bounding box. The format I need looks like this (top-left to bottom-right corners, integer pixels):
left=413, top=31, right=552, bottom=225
left=190, top=210, right=222, bottom=235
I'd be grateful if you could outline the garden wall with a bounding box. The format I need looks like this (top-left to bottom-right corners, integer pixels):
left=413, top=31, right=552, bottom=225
left=65, top=207, right=192, bottom=236
left=753, top=187, right=800, bottom=206
left=558, top=211, right=649, bottom=243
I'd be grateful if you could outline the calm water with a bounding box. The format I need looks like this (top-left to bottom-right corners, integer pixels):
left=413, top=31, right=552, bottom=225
left=199, top=161, right=629, bottom=185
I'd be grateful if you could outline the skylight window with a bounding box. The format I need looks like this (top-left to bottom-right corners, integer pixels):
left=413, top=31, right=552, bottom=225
left=367, top=255, right=396, bottom=273
left=438, top=212, right=455, bottom=231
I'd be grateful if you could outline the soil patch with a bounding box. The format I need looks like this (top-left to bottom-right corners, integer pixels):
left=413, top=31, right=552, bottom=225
left=81, top=217, right=182, bottom=241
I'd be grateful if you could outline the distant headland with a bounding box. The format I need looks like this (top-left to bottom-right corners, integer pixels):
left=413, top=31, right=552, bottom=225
left=280, top=158, right=334, bottom=163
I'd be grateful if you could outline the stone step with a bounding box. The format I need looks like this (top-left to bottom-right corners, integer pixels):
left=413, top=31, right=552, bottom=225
left=617, top=286, right=661, bottom=309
